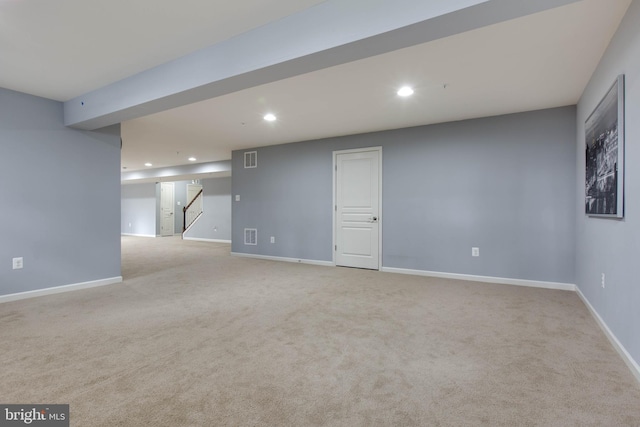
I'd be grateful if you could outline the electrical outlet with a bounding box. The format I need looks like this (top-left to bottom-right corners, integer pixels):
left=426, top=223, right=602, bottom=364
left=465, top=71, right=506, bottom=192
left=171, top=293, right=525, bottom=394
left=601, top=273, right=606, bottom=288
left=12, top=257, right=23, bottom=270
left=235, top=195, right=240, bottom=202
left=472, top=247, right=480, bottom=257
left=270, top=236, right=275, bottom=244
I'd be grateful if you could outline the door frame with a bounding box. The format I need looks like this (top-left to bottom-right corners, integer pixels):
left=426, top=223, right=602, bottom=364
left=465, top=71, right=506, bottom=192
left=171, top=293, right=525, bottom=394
left=332, top=146, right=383, bottom=270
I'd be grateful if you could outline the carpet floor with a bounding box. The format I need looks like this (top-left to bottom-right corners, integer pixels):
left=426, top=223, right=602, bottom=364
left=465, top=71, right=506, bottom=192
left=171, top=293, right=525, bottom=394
left=1, top=236, right=639, bottom=426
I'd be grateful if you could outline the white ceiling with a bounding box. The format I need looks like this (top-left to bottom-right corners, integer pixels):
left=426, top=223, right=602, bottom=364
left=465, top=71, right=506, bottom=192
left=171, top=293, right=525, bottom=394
left=0, top=0, right=631, bottom=175
left=0, top=0, right=326, bottom=100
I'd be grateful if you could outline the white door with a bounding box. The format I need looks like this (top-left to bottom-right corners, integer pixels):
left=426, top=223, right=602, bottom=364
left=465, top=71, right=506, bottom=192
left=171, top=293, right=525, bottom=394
left=335, top=148, right=381, bottom=270
left=160, top=182, right=175, bottom=236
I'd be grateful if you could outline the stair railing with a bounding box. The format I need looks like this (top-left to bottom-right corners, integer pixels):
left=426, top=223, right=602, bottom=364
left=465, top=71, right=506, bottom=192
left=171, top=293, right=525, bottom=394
left=182, top=189, right=204, bottom=235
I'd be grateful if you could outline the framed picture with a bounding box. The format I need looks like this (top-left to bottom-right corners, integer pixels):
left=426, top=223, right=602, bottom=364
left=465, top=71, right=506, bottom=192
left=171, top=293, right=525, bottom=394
left=585, top=74, right=625, bottom=218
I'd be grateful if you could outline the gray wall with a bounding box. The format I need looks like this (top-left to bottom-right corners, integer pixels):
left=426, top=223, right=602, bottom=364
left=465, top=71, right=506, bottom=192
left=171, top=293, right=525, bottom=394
left=575, top=0, right=640, bottom=368
left=184, top=177, right=232, bottom=241
left=0, top=88, right=121, bottom=296
left=122, top=178, right=231, bottom=240
left=232, top=106, right=576, bottom=283
left=121, top=183, right=156, bottom=236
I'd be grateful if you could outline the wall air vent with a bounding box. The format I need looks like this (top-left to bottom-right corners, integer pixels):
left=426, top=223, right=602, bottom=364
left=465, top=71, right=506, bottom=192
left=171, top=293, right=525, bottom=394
left=244, top=151, right=257, bottom=168
left=244, top=228, right=257, bottom=245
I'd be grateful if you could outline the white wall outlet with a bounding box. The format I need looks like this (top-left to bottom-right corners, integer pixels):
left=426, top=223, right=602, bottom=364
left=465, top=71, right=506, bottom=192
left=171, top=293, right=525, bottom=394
left=177, top=201, right=181, bottom=206
left=214, top=226, right=217, bottom=232
left=128, top=222, right=132, bottom=228
left=235, top=195, right=240, bottom=202
left=601, top=273, right=606, bottom=288
left=12, top=257, right=23, bottom=270
left=472, top=247, right=480, bottom=257
left=270, top=236, right=275, bottom=244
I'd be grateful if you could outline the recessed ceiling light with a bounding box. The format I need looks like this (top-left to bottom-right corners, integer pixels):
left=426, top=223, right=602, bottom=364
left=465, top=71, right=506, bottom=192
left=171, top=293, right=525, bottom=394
left=264, top=113, right=277, bottom=122
left=188, top=157, right=197, bottom=162
left=144, top=162, right=152, bottom=167
left=397, top=86, right=414, bottom=97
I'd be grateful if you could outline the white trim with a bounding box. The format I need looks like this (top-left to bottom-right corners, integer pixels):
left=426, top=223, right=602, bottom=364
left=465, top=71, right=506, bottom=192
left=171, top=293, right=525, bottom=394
left=332, top=146, right=383, bottom=270
left=183, top=237, right=231, bottom=244
left=121, top=233, right=156, bottom=238
left=576, top=287, right=640, bottom=384
left=332, top=147, right=383, bottom=155
left=231, top=252, right=333, bottom=267
left=332, top=151, right=336, bottom=266
left=0, top=277, right=123, bottom=304
left=381, top=267, right=576, bottom=291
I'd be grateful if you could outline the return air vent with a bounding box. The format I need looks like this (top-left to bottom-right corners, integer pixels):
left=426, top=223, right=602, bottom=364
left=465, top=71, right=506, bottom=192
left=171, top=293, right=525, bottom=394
left=244, top=228, right=257, bottom=245
left=244, top=151, right=257, bottom=168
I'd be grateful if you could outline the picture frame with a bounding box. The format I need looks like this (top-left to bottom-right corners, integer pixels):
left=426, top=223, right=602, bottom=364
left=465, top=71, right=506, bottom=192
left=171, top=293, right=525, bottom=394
left=585, top=74, right=625, bottom=218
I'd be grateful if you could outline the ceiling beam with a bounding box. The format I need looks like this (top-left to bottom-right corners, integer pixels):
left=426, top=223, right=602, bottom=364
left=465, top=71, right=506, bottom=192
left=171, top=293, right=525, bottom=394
left=121, top=160, right=232, bottom=183
left=64, top=0, right=579, bottom=130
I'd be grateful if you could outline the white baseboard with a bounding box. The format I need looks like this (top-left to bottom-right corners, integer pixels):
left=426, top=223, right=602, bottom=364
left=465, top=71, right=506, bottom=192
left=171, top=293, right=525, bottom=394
left=576, top=287, right=640, bottom=384
left=0, top=276, right=123, bottom=304
left=121, top=233, right=156, bottom=238
left=381, top=267, right=576, bottom=291
left=183, top=237, right=231, bottom=244
left=231, top=252, right=334, bottom=267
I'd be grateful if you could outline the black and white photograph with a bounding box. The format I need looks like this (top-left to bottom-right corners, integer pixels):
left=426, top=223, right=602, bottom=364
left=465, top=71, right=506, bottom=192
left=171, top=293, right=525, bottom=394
left=585, top=74, right=625, bottom=218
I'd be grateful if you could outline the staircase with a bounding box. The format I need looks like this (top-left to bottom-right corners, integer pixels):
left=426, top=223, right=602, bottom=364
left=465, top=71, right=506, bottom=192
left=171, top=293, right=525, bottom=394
left=182, top=188, right=203, bottom=237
